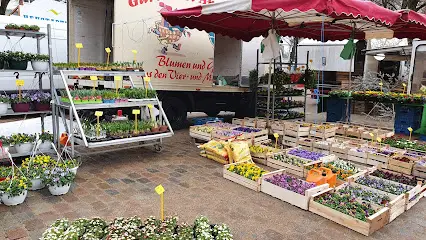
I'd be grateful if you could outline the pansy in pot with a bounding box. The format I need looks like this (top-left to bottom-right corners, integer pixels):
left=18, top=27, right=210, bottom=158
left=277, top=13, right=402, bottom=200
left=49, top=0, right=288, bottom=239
left=0, top=175, right=32, bottom=206
left=22, top=155, right=56, bottom=190
left=42, top=166, right=75, bottom=196
left=9, top=133, right=35, bottom=154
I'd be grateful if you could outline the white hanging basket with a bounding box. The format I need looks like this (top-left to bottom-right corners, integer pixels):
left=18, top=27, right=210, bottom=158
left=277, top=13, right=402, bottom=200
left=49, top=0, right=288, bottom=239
left=49, top=184, right=71, bottom=196
left=0, top=102, right=8, bottom=115
left=39, top=141, right=52, bottom=152
left=70, top=166, right=78, bottom=175
left=1, top=190, right=28, bottom=206
left=15, top=142, right=34, bottom=154
left=29, top=178, right=45, bottom=190
left=31, top=61, right=49, bottom=72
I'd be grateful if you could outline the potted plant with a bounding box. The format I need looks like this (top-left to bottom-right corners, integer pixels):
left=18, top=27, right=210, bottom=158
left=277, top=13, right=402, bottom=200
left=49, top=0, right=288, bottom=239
left=0, top=51, right=5, bottom=69
left=22, top=155, right=55, bottom=190
left=31, top=53, right=49, bottom=71
left=43, top=166, right=75, bottom=196
left=64, top=158, right=81, bottom=175
left=10, top=133, right=35, bottom=154
left=102, top=91, right=116, bottom=103
left=20, top=24, right=30, bottom=31
left=9, top=92, right=31, bottom=112
left=0, top=94, right=10, bottom=115
left=151, top=120, right=160, bottom=133
left=31, top=90, right=51, bottom=111
left=29, top=25, right=40, bottom=32
left=0, top=175, right=31, bottom=206
left=39, top=132, right=54, bottom=151
left=5, top=51, right=30, bottom=70
left=4, top=23, right=19, bottom=30
left=159, top=124, right=168, bottom=132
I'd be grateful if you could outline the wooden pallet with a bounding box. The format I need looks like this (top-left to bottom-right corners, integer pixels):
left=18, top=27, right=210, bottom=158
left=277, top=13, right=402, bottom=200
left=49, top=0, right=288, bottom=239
left=223, top=162, right=262, bottom=191
left=261, top=169, right=329, bottom=210
left=309, top=188, right=389, bottom=236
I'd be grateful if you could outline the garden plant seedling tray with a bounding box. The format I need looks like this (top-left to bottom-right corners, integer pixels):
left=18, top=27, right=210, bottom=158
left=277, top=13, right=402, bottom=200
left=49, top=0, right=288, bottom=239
left=261, top=169, right=329, bottom=210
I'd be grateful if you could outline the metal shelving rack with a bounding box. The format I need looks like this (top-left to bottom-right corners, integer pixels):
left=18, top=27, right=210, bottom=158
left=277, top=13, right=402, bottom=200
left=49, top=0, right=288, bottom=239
left=0, top=25, right=56, bottom=159
left=52, top=70, right=174, bottom=156
left=255, top=50, right=309, bottom=123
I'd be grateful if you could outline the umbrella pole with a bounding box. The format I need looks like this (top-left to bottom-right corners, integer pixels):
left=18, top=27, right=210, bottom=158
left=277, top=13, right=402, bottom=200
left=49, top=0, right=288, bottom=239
left=346, top=56, right=353, bottom=122
left=266, top=59, right=272, bottom=128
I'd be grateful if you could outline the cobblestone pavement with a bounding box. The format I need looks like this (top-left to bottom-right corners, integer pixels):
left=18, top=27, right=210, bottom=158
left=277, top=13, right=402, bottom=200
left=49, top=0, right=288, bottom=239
left=1, top=130, right=426, bottom=240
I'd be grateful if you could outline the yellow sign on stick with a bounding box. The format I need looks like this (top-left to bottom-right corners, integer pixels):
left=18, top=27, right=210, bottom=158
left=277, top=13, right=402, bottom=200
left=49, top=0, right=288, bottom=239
left=369, top=132, right=374, bottom=143
left=76, top=43, right=83, bottom=67
left=403, top=83, right=407, bottom=94
left=408, top=127, right=413, bottom=141
left=132, top=109, right=141, bottom=115
left=155, top=184, right=165, bottom=221
left=132, top=50, right=137, bottom=64
left=95, top=111, right=103, bottom=117
left=105, top=48, right=111, bottom=53
left=94, top=111, right=103, bottom=137
left=114, top=76, right=122, bottom=97
left=133, top=109, right=140, bottom=133
left=16, top=80, right=24, bottom=86
left=273, top=133, right=279, bottom=149
left=75, top=43, right=83, bottom=49
left=105, top=47, right=111, bottom=65
left=377, top=137, right=382, bottom=143
left=144, top=77, right=151, bottom=82
left=90, top=76, right=98, bottom=89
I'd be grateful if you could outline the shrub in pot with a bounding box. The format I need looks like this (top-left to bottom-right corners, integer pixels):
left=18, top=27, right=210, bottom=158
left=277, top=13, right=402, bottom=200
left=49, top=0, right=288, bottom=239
left=38, top=132, right=54, bottom=151
left=43, top=166, right=75, bottom=196
left=31, top=53, right=49, bottom=71
left=5, top=51, right=30, bottom=70
left=22, top=155, right=56, bottom=190
left=31, top=90, right=51, bottom=111
left=0, top=94, right=10, bottom=115
left=5, top=23, right=19, bottom=30
left=10, top=133, right=35, bottom=154
left=29, top=25, right=40, bottom=32
left=0, top=175, right=31, bottom=206
left=9, top=92, right=31, bottom=112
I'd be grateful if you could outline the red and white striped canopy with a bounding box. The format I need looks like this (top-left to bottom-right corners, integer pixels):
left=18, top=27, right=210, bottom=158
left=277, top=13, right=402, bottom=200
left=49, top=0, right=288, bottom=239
left=161, top=0, right=426, bottom=41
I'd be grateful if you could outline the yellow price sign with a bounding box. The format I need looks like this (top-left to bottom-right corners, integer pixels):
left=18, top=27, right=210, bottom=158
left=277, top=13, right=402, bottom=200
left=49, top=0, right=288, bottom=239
left=408, top=127, right=413, bottom=132
left=377, top=137, right=382, bottom=143
left=114, top=76, right=123, bottom=81
left=105, top=47, right=111, bottom=53
left=147, top=104, right=153, bottom=109
left=273, top=133, right=279, bottom=139
left=75, top=43, right=83, bottom=49
left=379, top=82, right=383, bottom=86
left=90, top=76, right=98, bottom=81
left=144, top=77, right=151, bottom=82
left=369, top=133, right=374, bottom=137
left=131, top=50, right=138, bottom=54
left=155, top=185, right=165, bottom=195
left=132, top=109, right=141, bottom=115
left=95, top=111, right=103, bottom=117
left=403, top=83, right=407, bottom=87
left=16, top=80, right=25, bottom=86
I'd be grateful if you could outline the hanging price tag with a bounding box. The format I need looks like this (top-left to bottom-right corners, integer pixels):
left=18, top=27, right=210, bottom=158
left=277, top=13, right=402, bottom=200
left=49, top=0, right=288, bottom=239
left=105, top=48, right=111, bottom=53
left=132, top=109, right=141, bottom=115
left=155, top=184, right=165, bottom=195
left=95, top=111, right=103, bottom=117
left=15, top=80, right=25, bottom=86
left=75, top=43, right=83, bottom=49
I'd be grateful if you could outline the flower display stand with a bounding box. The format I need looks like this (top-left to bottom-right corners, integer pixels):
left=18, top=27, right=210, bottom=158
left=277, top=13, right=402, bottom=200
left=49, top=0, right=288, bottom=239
left=261, top=169, right=329, bottom=210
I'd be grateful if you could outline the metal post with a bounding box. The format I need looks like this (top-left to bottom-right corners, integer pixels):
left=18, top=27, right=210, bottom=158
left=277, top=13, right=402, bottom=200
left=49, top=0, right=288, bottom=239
left=346, top=56, right=354, bottom=122
left=70, top=106, right=74, bottom=157
left=266, top=59, right=272, bottom=128
left=47, top=24, right=57, bottom=141
left=304, top=51, right=309, bottom=122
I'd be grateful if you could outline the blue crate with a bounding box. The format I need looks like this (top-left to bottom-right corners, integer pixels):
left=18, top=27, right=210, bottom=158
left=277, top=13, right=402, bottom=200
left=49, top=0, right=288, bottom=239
left=192, top=117, right=224, bottom=125
left=326, top=98, right=351, bottom=122
left=394, top=105, right=422, bottom=135
left=420, top=135, right=426, bottom=141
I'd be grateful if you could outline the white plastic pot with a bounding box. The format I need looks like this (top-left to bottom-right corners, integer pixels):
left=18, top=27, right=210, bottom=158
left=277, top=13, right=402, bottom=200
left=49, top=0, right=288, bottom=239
left=31, top=61, right=49, bottom=72
left=70, top=166, right=79, bottom=175
left=29, top=178, right=45, bottom=190
left=1, top=190, right=27, bottom=206
left=0, top=102, right=8, bottom=115
left=39, top=141, right=52, bottom=152
left=49, top=184, right=71, bottom=196
left=15, top=142, right=34, bottom=154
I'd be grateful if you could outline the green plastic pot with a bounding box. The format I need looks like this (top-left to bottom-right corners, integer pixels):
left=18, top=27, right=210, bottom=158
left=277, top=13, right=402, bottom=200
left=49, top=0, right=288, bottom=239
left=8, top=60, right=28, bottom=70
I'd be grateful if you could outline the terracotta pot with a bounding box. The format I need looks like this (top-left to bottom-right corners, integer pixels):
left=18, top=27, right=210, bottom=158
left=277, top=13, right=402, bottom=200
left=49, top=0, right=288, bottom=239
left=151, top=127, right=160, bottom=133
left=35, top=102, right=50, bottom=111
left=12, top=103, right=30, bottom=112
left=159, top=125, right=168, bottom=132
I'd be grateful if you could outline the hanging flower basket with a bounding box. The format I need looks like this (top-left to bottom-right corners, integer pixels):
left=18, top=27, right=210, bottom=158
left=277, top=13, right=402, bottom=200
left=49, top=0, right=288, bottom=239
left=48, top=184, right=71, bottom=196
left=1, top=190, right=28, bottom=206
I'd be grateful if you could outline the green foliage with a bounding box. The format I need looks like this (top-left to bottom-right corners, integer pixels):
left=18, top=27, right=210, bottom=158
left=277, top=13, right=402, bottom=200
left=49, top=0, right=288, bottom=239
left=298, top=68, right=316, bottom=89
left=0, top=175, right=31, bottom=197
left=31, top=53, right=49, bottom=62
left=4, top=51, right=32, bottom=61
left=249, top=69, right=259, bottom=92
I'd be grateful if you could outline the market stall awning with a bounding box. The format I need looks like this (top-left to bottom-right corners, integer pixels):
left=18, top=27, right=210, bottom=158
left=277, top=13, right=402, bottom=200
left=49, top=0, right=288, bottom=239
left=393, top=10, right=426, bottom=40
left=161, top=0, right=402, bottom=41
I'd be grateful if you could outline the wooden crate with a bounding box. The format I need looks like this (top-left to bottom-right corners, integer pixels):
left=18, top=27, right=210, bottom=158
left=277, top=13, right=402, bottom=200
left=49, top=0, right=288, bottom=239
left=189, top=126, right=212, bottom=142
left=330, top=144, right=349, bottom=160
left=267, top=151, right=322, bottom=177
left=261, top=169, right=329, bottom=210
left=223, top=162, right=262, bottom=191
left=282, top=135, right=298, bottom=147
left=271, top=121, right=285, bottom=135
left=405, top=184, right=426, bottom=210
left=309, top=188, right=389, bottom=236
left=284, top=122, right=310, bottom=137
left=211, top=130, right=244, bottom=141
left=336, top=182, right=405, bottom=222
left=334, top=124, right=349, bottom=136
left=250, top=145, right=280, bottom=165
left=310, top=126, right=337, bottom=139
left=348, top=148, right=368, bottom=164
left=367, top=151, right=393, bottom=168
left=297, top=138, right=314, bottom=151
left=234, top=128, right=269, bottom=144
left=346, top=127, right=363, bottom=138
left=387, top=155, right=416, bottom=175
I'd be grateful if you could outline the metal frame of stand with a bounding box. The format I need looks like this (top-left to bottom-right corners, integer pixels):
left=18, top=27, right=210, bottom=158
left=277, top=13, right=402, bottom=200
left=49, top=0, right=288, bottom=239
left=51, top=70, right=174, bottom=157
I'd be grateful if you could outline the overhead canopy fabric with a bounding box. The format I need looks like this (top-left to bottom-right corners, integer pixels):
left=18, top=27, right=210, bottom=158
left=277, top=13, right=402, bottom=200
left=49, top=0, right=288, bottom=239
left=161, top=0, right=404, bottom=41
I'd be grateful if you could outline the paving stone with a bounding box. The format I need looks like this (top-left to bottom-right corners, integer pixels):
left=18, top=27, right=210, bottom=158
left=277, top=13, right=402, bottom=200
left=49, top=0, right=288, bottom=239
left=175, top=168, right=187, bottom=173
left=6, top=227, right=28, bottom=240
left=136, top=178, right=151, bottom=184
left=105, top=189, right=120, bottom=196
left=121, top=178, right=135, bottom=184
left=146, top=168, right=159, bottom=173
left=23, top=219, right=45, bottom=232
left=169, top=172, right=182, bottom=178
left=106, top=178, right=120, bottom=184
left=97, top=182, right=112, bottom=189
left=128, top=173, right=141, bottom=179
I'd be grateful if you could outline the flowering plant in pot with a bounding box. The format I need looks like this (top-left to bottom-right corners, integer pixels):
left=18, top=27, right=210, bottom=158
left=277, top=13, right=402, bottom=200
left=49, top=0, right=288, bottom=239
left=30, top=53, right=49, bottom=71
left=0, top=175, right=31, bottom=206
left=42, top=166, right=75, bottom=196
left=39, top=132, right=54, bottom=151
left=30, top=91, right=51, bottom=111
left=10, top=133, right=35, bottom=154
left=22, top=155, right=56, bottom=190
left=101, top=90, right=116, bottom=103
left=0, top=51, right=5, bottom=69
left=5, top=51, right=30, bottom=70
left=63, top=158, right=81, bottom=175
left=9, top=92, right=32, bottom=112
left=0, top=94, right=10, bottom=115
